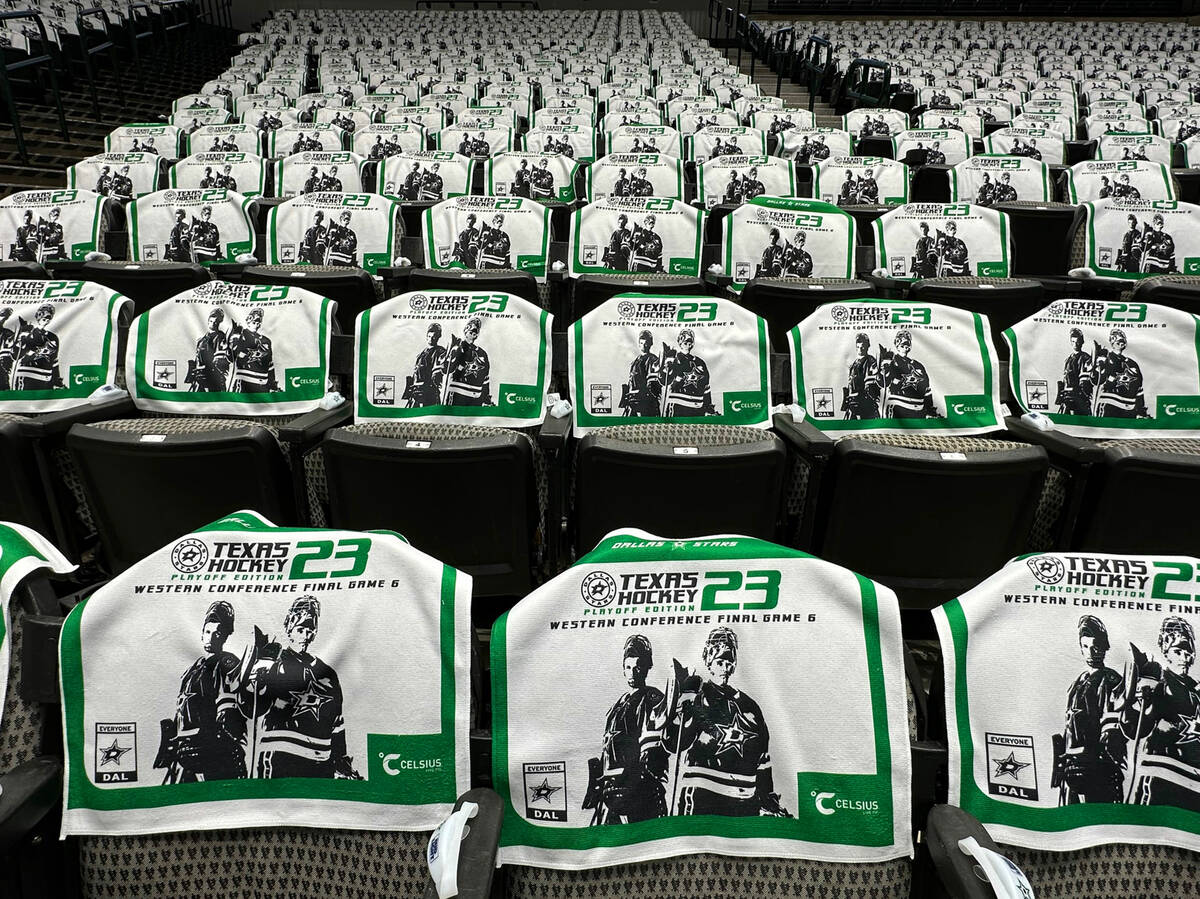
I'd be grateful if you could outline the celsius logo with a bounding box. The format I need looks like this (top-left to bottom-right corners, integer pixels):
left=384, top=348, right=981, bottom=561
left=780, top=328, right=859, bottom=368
left=171, top=538, right=209, bottom=573
left=810, top=790, right=879, bottom=815
left=729, top=399, right=762, bottom=412
left=617, top=300, right=637, bottom=319
left=1027, top=556, right=1065, bottom=585
left=1164, top=403, right=1200, bottom=416
left=814, top=791, right=836, bottom=815
left=952, top=402, right=987, bottom=415
left=830, top=305, right=849, bottom=323
left=409, top=293, right=429, bottom=312
left=580, top=571, right=618, bottom=607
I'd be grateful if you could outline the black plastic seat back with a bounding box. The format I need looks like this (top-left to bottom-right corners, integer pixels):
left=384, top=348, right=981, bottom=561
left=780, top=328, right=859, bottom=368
left=409, top=268, right=540, bottom=305
left=0, top=262, right=49, bottom=280
left=907, top=278, right=1045, bottom=354
left=816, top=439, right=1049, bottom=609
left=66, top=423, right=295, bottom=572
left=575, top=431, right=787, bottom=553
left=739, top=278, right=875, bottom=350
left=239, top=265, right=378, bottom=333
left=1132, top=276, right=1200, bottom=319
left=0, top=418, right=56, bottom=539
left=321, top=428, right=537, bottom=598
left=994, top=201, right=1076, bottom=277
left=1078, top=445, right=1200, bottom=554
left=73, top=261, right=210, bottom=314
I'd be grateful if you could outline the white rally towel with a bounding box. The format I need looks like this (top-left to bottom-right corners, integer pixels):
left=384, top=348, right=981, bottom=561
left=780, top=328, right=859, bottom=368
left=0, top=523, right=75, bottom=734
left=127, top=280, right=334, bottom=416
left=423, top=195, right=550, bottom=281
left=1005, top=299, right=1200, bottom=437
left=355, top=289, right=552, bottom=427
left=129, top=189, right=256, bottom=266
left=790, top=299, right=1003, bottom=437
left=0, top=279, right=130, bottom=412
left=721, top=197, right=856, bottom=291
left=568, top=294, right=771, bottom=434
left=60, top=510, right=471, bottom=836
left=568, top=197, right=703, bottom=278
left=873, top=203, right=1011, bottom=282
left=934, top=551, right=1200, bottom=853
left=493, top=528, right=912, bottom=868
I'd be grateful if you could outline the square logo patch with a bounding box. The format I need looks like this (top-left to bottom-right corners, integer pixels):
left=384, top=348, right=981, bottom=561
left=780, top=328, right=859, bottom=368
left=523, top=761, right=567, bottom=821
left=95, top=722, right=138, bottom=783
left=985, top=732, right=1039, bottom=801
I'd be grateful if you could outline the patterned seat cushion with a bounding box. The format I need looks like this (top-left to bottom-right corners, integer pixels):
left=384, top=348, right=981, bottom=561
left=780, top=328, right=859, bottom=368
left=248, top=264, right=385, bottom=302
left=1095, top=437, right=1200, bottom=454
left=1, top=605, right=41, bottom=773
left=79, top=828, right=429, bottom=899
left=593, top=423, right=776, bottom=447
left=504, top=853, right=911, bottom=898
left=86, top=416, right=292, bottom=465
left=999, top=842, right=1200, bottom=899
left=914, top=276, right=1040, bottom=289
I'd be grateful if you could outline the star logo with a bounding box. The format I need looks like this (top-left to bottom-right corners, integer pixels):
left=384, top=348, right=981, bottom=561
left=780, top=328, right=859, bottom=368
left=993, top=751, right=1030, bottom=781
left=713, top=708, right=757, bottom=759
left=376, top=384, right=389, bottom=396
left=1177, top=712, right=1200, bottom=745
left=98, top=738, right=132, bottom=767
left=594, top=391, right=608, bottom=405
left=816, top=396, right=831, bottom=409
left=288, top=669, right=331, bottom=722
left=528, top=778, right=561, bottom=803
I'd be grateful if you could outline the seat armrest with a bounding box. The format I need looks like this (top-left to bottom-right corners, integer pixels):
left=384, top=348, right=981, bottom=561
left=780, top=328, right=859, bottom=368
left=0, top=756, right=62, bottom=854
left=537, top=407, right=572, bottom=451
left=275, top=401, right=352, bottom=445
left=1004, top=414, right=1104, bottom=463
left=772, top=411, right=835, bottom=460
left=18, top=394, right=137, bottom=438
left=703, top=270, right=734, bottom=290
left=926, top=803, right=1027, bottom=899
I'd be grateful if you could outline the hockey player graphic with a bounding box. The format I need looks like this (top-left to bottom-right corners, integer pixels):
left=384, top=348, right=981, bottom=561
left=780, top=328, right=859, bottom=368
left=320, top=164, right=344, bottom=193
left=1142, top=214, right=1177, bottom=274
left=740, top=167, right=765, bottom=202
left=95, top=165, right=113, bottom=196
left=227, top=306, right=278, bottom=393
left=453, top=213, right=480, bottom=267
left=838, top=170, right=857, bottom=206
left=1052, top=616, right=1126, bottom=804
left=326, top=210, right=358, bottom=267
left=199, top=167, right=216, bottom=189
left=190, top=206, right=222, bottom=264
left=300, top=211, right=328, bottom=264
left=911, top=222, right=938, bottom=279
left=165, top=208, right=193, bottom=262
left=11, top=304, right=63, bottom=390
left=629, top=215, right=664, bottom=273
left=664, top=628, right=790, bottom=817
left=402, top=162, right=424, bottom=201
left=36, top=207, right=64, bottom=261
left=155, top=601, right=246, bottom=783
left=1123, top=617, right=1200, bottom=810
left=0, top=308, right=16, bottom=390
left=613, top=168, right=631, bottom=198
left=757, top=228, right=785, bottom=277
left=936, top=221, right=969, bottom=276
left=1057, top=327, right=1094, bottom=415
left=879, top=330, right=939, bottom=418
left=926, top=141, right=946, bottom=165
left=1094, top=327, right=1149, bottom=418
left=722, top=169, right=742, bottom=205
left=442, top=316, right=492, bottom=406
left=478, top=214, right=512, bottom=269
left=419, top=163, right=444, bottom=202
left=215, top=164, right=238, bottom=192
left=583, top=635, right=668, bottom=824
left=530, top=158, right=555, bottom=201
left=604, top=214, right=631, bottom=270
left=628, top=167, right=654, bottom=197
left=511, top=159, right=532, bottom=197
left=991, top=172, right=1018, bottom=204
left=10, top=211, right=36, bottom=262
left=187, top=307, right=230, bottom=392
left=1111, top=173, right=1141, bottom=201
left=620, top=328, right=662, bottom=416
left=1117, top=215, right=1142, bottom=273
left=242, top=596, right=361, bottom=780
left=1098, top=177, right=1114, bottom=201
left=844, top=332, right=881, bottom=419
left=782, top=230, right=813, bottom=277
left=661, top=328, right=715, bottom=417
left=110, top=165, right=134, bottom=202
left=302, top=166, right=323, bottom=195
left=404, top=322, right=447, bottom=407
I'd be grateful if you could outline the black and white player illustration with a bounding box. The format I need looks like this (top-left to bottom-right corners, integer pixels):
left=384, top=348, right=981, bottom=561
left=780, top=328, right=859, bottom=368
left=879, top=329, right=939, bottom=418
left=542, top=134, right=575, bottom=158
left=768, top=113, right=799, bottom=136
left=990, top=171, right=1018, bottom=204
left=757, top=227, right=785, bottom=277
left=242, top=596, right=361, bottom=780
left=227, top=306, right=278, bottom=393
left=782, top=229, right=812, bottom=277
left=1010, top=137, right=1042, bottom=161
left=510, top=159, right=532, bottom=197
left=292, top=131, right=324, bottom=154
left=793, top=133, right=830, bottom=164
left=1142, top=213, right=1176, bottom=274
left=1119, top=144, right=1150, bottom=162
left=935, top=220, right=969, bottom=276
left=256, top=110, right=284, bottom=131
left=403, top=321, right=447, bottom=407
left=925, top=141, right=946, bottom=165
left=628, top=214, right=664, bottom=273
left=856, top=114, right=892, bottom=138
left=21, top=206, right=65, bottom=263
left=1094, top=327, right=1149, bottom=418
left=458, top=130, right=490, bottom=158
left=529, top=158, right=555, bottom=201
left=620, top=328, right=662, bottom=416
left=131, top=136, right=159, bottom=155
left=583, top=635, right=669, bottom=824
left=477, top=214, right=511, bottom=269
left=418, top=162, right=444, bottom=201
left=199, top=166, right=217, bottom=188
left=663, top=628, right=790, bottom=817
left=974, top=173, right=1001, bottom=206
left=612, top=167, right=632, bottom=198
left=210, top=133, right=239, bottom=152
left=442, top=315, right=493, bottom=406
left=300, top=210, right=328, bottom=264
left=452, top=212, right=480, bottom=267
left=928, top=89, right=953, bottom=109
left=1098, top=177, right=1114, bottom=200
left=911, top=222, right=938, bottom=279
left=661, top=327, right=715, bottom=417
left=191, top=206, right=221, bottom=263
left=630, top=135, right=661, bottom=154
left=1117, top=214, right=1141, bottom=271
left=95, top=164, right=113, bottom=196
left=1051, top=615, right=1126, bottom=805
left=1177, top=119, right=1200, bottom=142
left=111, top=164, right=135, bottom=201
left=9, top=212, right=35, bottom=262
left=325, top=210, right=358, bottom=267
left=844, top=332, right=881, bottom=419
left=1123, top=616, right=1200, bottom=810
left=1057, top=327, right=1094, bottom=415
left=937, top=116, right=963, bottom=132
left=603, top=214, right=631, bottom=270
left=331, top=110, right=357, bottom=134
left=708, top=134, right=741, bottom=158
left=628, top=166, right=654, bottom=197
left=6, top=303, right=63, bottom=390
left=1111, top=173, right=1141, bottom=200
left=154, top=601, right=247, bottom=783
left=214, top=164, right=238, bottom=192
left=186, top=307, right=231, bottom=392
